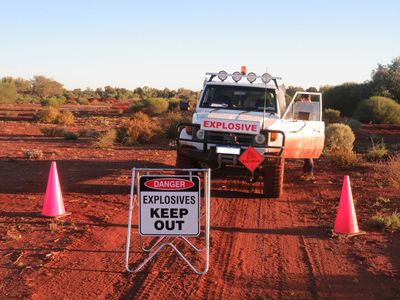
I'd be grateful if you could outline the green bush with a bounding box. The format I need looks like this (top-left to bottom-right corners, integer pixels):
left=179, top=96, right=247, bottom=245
left=324, top=123, right=355, bottom=153
left=77, top=97, right=89, bottom=105
left=64, top=131, right=78, bottom=140
left=323, top=108, right=341, bottom=123
left=56, top=110, right=75, bottom=125
left=117, top=112, right=160, bottom=145
left=354, top=96, right=400, bottom=124
left=35, top=107, right=60, bottom=123
left=94, top=129, right=117, bottom=149
left=40, top=97, right=65, bottom=107
left=130, top=100, right=146, bottom=112
left=145, top=98, right=169, bottom=115
left=40, top=126, right=66, bottom=137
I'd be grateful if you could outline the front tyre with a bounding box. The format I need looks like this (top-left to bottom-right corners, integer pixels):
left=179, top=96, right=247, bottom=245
left=262, top=158, right=285, bottom=198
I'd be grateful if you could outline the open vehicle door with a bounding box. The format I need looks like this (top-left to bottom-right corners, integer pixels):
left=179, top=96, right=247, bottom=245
left=278, top=92, right=325, bottom=158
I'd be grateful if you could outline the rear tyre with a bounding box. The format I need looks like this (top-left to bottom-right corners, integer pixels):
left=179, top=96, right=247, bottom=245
left=262, top=158, right=285, bottom=198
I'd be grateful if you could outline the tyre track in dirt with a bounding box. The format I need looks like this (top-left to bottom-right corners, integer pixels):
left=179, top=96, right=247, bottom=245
left=25, top=162, right=399, bottom=299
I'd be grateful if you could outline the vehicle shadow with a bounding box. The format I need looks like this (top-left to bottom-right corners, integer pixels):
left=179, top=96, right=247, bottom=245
left=0, top=159, right=173, bottom=195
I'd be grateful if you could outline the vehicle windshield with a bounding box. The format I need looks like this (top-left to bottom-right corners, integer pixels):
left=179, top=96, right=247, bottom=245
left=200, top=84, right=277, bottom=112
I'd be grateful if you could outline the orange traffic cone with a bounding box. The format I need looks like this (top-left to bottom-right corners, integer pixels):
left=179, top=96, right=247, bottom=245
left=42, top=161, right=69, bottom=217
left=333, top=175, right=359, bottom=234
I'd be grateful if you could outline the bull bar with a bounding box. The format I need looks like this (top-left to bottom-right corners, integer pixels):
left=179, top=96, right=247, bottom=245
left=176, top=123, right=286, bottom=157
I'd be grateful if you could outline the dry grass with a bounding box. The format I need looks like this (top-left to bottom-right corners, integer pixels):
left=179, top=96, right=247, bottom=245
left=56, top=110, right=75, bottom=125
left=35, top=107, right=59, bottom=123
left=366, top=139, right=388, bottom=161
left=23, top=149, right=43, bottom=159
left=94, top=129, right=117, bottom=149
left=117, top=112, right=160, bottom=145
left=366, top=211, right=400, bottom=232
left=78, top=128, right=100, bottom=138
left=40, top=126, right=66, bottom=137
left=386, top=154, right=400, bottom=188
left=325, top=150, right=363, bottom=167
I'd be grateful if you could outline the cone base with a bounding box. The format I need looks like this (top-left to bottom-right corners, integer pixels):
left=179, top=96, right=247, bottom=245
left=333, top=230, right=366, bottom=237
left=41, top=211, right=72, bottom=219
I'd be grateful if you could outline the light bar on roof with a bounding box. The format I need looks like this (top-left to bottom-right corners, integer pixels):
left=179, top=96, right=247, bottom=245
left=205, top=71, right=282, bottom=84
left=261, top=73, right=272, bottom=83
left=247, top=72, right=257, bottom=83
left=232, top=71, right=242, bottom=82
left=217, top=70, right=228, bottom=81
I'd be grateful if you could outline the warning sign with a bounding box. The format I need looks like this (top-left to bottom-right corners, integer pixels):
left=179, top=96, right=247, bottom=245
left=139, top=175, right=200, bottom=236
left=239, top=146, right=265, bottom=172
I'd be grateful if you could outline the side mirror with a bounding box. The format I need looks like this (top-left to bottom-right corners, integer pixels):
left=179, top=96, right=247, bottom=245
left=179, top=101, right=189, bottom=111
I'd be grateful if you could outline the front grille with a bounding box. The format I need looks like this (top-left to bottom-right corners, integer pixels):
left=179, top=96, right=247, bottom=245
left=206, top=131, right=254, bottom=145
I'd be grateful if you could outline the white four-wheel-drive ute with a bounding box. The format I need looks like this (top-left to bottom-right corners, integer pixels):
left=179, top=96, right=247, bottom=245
left=176, top=67, right=325, bottom=197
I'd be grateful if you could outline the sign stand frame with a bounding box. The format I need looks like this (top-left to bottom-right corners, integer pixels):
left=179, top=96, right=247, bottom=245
left=125, top=168, right=211, bottom=275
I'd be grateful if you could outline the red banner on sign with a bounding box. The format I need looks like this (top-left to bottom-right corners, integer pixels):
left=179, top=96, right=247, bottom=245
left=239, top=146, right=265, bottom=172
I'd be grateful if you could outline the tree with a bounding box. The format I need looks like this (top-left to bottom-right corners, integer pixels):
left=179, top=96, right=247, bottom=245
left=323, top=82, right=371, bottom=117
left=306, top=87, right=318, bottom=93
left=371, top=56, right=400, bottom=102
left=14, top=78, right=32, bottom=94
left=286, top=86, right=303, bottom=97
left=32, top=75, right=63, bottom=98
left=0, top=80, right=17, bottom=104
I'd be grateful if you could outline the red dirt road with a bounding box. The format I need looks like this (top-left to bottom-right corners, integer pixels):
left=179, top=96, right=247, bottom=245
left=0, top=113, right=399, bottom=299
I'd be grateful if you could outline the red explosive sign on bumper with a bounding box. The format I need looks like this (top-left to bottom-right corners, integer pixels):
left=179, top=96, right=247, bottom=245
left=239, top=146, right=265, bottom=172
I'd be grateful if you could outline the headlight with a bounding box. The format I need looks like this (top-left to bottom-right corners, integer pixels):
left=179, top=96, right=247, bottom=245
left=254, top=134, right=266, bottom=145
left=196, top=129, right=205, bottom=140
left=218, top=70, right=228, bottom=81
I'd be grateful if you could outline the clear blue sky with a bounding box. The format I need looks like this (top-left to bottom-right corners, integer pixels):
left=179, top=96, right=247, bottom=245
left=1, top=0, right=399, bottom=91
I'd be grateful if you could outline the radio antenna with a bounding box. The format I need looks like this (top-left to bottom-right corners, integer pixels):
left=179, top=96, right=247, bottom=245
left=262, top=66, right=268, bottom=130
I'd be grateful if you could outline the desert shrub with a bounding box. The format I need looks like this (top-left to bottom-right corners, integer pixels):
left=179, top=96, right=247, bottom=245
left=94, top=129, right=117, bottom=149
left=23, top=149, right=43, bottom=159
left=324, top=123, right=355, bottom=153
left=160, top=112, right=192, bottom=138
left=40, top=126, right=66, bottom=137
left=78, top=128, right=100, bottom=138
left=40, top=97, right=64, bottom=107
left=168, top=98, right=181, bottom=111
left=145, top=98, right=169, bottom=115
left=386, top=154, right=400, bottom=188
left=64, top=131, right=78, bottom=140
left=117, top=112, right=159, bottom=145
left=366, top=139, right=388, bottom=161
left=372, top=196, right=391, bottom=207
left=130, top=100, right=146, bottom=112
left=340, top=118, right=362, bottom=132
left=366, top=211, right=400, bottom=232
left=325, top=150, right=362, bottom=167
left=354, top=96, right=400, bottom=124
left=323, top=108, right=341, bottom=123
left=77, top=97, right=89, bottom=105
left=55, top=110, right=75, bottom=125
left=35, top=106, right=59, bottom=123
